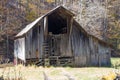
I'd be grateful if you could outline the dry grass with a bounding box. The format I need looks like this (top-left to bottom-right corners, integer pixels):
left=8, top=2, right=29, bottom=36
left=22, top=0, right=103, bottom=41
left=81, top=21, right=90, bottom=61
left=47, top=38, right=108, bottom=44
left=0, top=58, right=120, bottom=80
left=111, top=57, right=120, bottom=69
left=0, top=63, right=13, bottom=68
left=0, top=65, right=119, bottom=80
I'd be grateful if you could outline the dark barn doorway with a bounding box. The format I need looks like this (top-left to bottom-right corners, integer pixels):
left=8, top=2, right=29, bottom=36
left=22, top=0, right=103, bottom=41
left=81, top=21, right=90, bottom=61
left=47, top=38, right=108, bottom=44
left=48, top=11, right=67, bottom=34
left=47, top=11, right=68, bottom=65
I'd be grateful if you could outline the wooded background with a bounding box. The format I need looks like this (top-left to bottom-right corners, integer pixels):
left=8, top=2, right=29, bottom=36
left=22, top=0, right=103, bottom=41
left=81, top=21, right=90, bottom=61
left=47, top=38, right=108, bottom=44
left=0, top=0, right=120, bottom=59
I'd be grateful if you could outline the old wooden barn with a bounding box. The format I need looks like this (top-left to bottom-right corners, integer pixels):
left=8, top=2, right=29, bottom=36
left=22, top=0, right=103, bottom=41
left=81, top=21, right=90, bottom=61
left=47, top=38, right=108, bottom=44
left=14, top=6, right=111, bottom=67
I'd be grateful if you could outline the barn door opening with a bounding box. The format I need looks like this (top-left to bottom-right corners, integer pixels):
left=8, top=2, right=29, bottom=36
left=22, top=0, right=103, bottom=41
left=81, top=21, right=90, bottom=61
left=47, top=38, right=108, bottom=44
left=47, top=12, right=68, bottom=66
left=47, top=11, right=68, bottom=55
left=48, top=34, right=61, bottom=66
left=48, top=12, right=67, bottom=34
left=49, top=35, right=61, bottom=56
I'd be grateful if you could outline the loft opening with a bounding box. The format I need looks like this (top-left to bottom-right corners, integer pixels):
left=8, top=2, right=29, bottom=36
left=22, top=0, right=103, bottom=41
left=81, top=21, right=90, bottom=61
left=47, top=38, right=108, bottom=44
left=48, top=11, right=67, bottom=34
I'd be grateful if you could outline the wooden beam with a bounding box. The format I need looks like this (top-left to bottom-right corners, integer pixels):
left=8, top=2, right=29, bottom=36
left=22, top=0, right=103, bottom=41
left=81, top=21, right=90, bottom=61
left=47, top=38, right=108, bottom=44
left=44, top=16, right=48, bottom=37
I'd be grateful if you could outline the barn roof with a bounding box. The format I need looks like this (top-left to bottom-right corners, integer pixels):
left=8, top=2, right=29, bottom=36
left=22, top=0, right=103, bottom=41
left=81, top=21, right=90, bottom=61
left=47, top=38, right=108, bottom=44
left=15, top=6, right=75, bottom=38
left=73, top=20, right=112, bottom=47
left=15, top=5, right=111, bottom=47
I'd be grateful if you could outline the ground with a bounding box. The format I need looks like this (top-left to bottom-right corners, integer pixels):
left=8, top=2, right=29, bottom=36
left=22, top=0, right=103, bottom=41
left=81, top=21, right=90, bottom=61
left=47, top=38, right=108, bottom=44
left=0, top=58, right=120, bottom=80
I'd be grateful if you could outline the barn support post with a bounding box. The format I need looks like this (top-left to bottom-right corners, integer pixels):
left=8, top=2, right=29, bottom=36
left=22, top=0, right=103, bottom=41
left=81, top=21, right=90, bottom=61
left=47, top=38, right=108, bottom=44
left=16, top=56, right=18, bottom=65
left=69, top=17, right=74, bottom=66
left=44, top=17, right=48, bottom=37
left=98, top=44, right=101, bottom=67
left=41, top=19, right=44, bottom=60
left=43, top=16, right=50, bottom=66
left=31, top=29, right=33, bottom=64
left=69, top=17, right=73, bottom=37
left=14, top=40, right=17, bottom=65
left=37, top=24, right=40, bottom=61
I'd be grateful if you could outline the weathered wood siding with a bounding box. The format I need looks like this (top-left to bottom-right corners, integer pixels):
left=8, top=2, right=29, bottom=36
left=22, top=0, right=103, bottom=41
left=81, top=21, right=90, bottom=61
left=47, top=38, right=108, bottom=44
left=60, top=34, right=72, bottom=57
left=38, top=19, right=44, bottom=58
left=14, top=38, right=25, bottom=61
left=48, top=34, right=72, bottom=57
left=71, top=21, right=111, bottom=67
left=25, top=19, right=44, bottom=59
left=71, top=23, right=88, bottom=66
left=98, top=43, right=111, bottom=66
left=15, top=18, right=111, bottom=66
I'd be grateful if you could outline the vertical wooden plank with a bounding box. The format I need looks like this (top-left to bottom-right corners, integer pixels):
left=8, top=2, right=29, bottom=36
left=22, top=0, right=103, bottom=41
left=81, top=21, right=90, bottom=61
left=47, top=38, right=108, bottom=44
left=38, top=24, right=40, bottom=59
left=25, top=34, right=27, bottom=62
left=39, top=18, right=44, bottom=58
left=44, top=17, right=48, bottom=37
left=69, top=17, right=73, bottom=57
left=15, top=38, right=25, bottom=62
left=29, top=31, right=32, bottom=59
